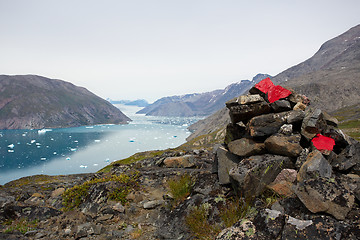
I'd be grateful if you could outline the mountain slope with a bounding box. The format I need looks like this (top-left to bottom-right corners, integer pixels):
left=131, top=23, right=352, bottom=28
left=187, top=24, right=360, bottom=140
left=138, top=73, right=270, bottom=117
left=0, top=75, right=131, bottom=129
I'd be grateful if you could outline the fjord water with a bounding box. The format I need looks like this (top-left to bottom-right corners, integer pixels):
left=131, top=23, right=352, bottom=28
left=0, top=105, right=200, bottom=184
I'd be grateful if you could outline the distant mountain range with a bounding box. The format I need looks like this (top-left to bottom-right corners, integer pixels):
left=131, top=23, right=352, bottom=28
left=108, top=99, right=149, bottom=107
left=137, top=73, right=271, bottom=117
left=0, top=75, right=131, bottom=129
left=187, top=24, right=360, bottom=141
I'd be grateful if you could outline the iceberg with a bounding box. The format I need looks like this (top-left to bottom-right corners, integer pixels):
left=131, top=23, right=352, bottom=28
left=8, top=149, right=14, bottom=153
left=40, top=157, right=46, bottom=160
left=7, top=144, right=15, bottom=149
left=30, top=140, right=36, bottom=144
left=79, top=165, right=88, bottom=168
left=38, top=129, right=52, bottom=134
left=66, top=157, right=71, bottom=161
left=94, top=139, right=101, bottom=143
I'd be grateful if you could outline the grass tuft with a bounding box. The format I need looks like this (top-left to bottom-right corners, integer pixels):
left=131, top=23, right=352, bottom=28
left=168, top=173, right=195, bottom=206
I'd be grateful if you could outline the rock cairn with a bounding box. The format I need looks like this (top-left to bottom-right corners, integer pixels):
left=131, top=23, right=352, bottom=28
left=215, top=78, right=360, bottom=239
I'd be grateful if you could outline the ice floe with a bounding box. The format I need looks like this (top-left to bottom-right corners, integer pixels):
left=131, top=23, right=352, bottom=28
left=7, top=144, right=15, bottom=149
left=80, top=165, right=88, bottom=168
left=38, top=129, right=52, bottom=134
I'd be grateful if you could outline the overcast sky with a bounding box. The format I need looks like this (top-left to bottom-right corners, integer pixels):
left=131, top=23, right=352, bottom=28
left=1, top=0, right=359, bottom=102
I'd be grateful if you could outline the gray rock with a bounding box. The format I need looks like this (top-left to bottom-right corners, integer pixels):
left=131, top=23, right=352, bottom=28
left=332, top=141, right=360, bottom=174
left=295, top=177, right=355, bottom=220
left=224, top=122, right=246, bottom=145
left=282, top=215, right=346, bottom=240
left=228, top=101, right=271, bottom=124
left=265, top=134, right=303, bottom=157
left=216, top=219, right=263, bottom=240
left=143, top=200, right=164, bottom=209
left=322, top=111, right=338, bottom=127
left=297, top=150, right=332, bottom=182
left=278, top=124, right=293, bottom=135
left=301, top=108, right=327, bottom=140
left=286, top=110, right=305, bottom=124
left=253, top=209, right=285, bottom=239
left=247, top=112, right=290, bottom=137
left=216, top=146, right=242, bottom=184
left=228, top=138, right=266, bottom=157
left=271, top=100, right=292, bottom=112
left=226, top=94, right=264, bottom=107
left=229, top=154, right=293, bottom=198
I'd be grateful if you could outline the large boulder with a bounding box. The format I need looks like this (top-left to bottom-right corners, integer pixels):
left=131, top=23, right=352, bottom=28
left=295, top=177, right=355, bottom=220
left=228, top=138, right=266, bottom=157
left=331, top=141, right=360, bottom=174
left=228, top=101, right=271, bottom=124
left=229, top=154, right=293, bottom=198
left=265, top=134, right=303, bottom=157
left=224, top=122, right=247, bottom=145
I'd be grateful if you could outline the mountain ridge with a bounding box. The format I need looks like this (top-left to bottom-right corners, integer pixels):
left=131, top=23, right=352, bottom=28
left=0, top=75, right=131, bottom=129
left=137, top=73, right=271, bottom=117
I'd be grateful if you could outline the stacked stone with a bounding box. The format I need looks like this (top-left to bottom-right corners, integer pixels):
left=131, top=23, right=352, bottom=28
left=215, top=77, right=359, bottom=221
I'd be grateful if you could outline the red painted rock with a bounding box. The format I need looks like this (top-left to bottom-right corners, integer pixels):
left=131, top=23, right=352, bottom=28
left=254, top=77, right=274, bottom=93
left=312, top=134, right=335, bottom=151
left=267, top=85, right=292, bottom=103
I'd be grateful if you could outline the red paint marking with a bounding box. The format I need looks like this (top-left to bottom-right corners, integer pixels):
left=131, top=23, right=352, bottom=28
left=267, top=85, right=292, bottom=103
left=254, top=77, right=274, bottom=93
left=312, top=134, right=335, bottom=151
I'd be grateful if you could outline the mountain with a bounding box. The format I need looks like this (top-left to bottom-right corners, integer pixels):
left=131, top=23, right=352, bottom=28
left=137, top=73, right=270, bottom=117
left=187, top=24, right=360, bottom=141
left=0, top=75, right=131, bottom=129
left=274, top=24, right=360, bottom=113
left=108, top=99, right=149, bottom=107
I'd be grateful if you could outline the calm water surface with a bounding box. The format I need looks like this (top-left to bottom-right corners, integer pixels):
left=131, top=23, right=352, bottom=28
left=0, top=105, right=201, bottom=184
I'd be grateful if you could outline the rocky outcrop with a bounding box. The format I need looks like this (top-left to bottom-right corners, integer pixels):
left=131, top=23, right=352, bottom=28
left=214, top=78, right=360, bottom=238
left=0, top=75, right=131, bottom=129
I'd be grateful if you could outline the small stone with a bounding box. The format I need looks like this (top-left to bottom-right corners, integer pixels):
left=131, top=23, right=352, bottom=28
left=301, top=108, right=327, bottom=140
left=97, top=214, right=113, bottom=221
left=293, top=102, right=306, bottom=111
left=286, top=110, right=305, bottom=124
left=112, top=202, right=125, bottom=213
left=143, top=200, right=163, bottom=209
left=247, top=112, right=289, bottom=137
left=163, top=155, right=195, bottom=168
left=51, top=188, right=65, bottom=198
left=278, top=124, right=293, bottom=135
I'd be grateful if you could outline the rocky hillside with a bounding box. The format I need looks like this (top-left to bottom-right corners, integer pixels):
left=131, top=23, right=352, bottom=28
left=188, top=24, right=360, bottom=141
left=274, top=24, right=360, bottom=113
left=1, top=80, right=359, bottom=239
left=0, top=75, right=131, bottom=129
left=137, top=73, right=270, bottom=117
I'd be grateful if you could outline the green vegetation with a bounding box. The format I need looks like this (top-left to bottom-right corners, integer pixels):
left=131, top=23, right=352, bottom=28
left=168, top=173, right=195, bottom=206
left=2, top=218, right=38, bottom=234
left=179, top=127, right=226, bottom=151
left=98, top=150, right=167, bottom=173
left=4, top=175, right=59, bottom=188
left=62, top=172, right=140, bottom=211
left=185, top=203, right=221, bottom=240
left=185, top=198, right=254, bottom=240
left=332, top=104, right=360, bottom=141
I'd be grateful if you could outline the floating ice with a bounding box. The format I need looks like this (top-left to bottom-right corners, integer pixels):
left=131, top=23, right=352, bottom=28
left=22, top=133, right=26, bottom=137
left=30, top=140, right=36, bottom=144
left=36, top=143, right=41, bottom=146
left=38, top=129, right=52, bottom=134
left=80, top=165, right=88, bottom=168
left=93, top=163, right=99, bottom=166
left=129, top=140, right=135, bottom=142
left=8, top=144, right=15, bottom=148
left=74, top=140, right=78, bottom=143
left=8, top=150, right=14, bottom=153
left=66, top=157, right=71, bottom=161
left=37, top=146, right=41, bottom=148
left=70, top=148, right=77, bottom=152
left=50, top=138, right=54, bottom=141
left=105, top=158, right=110, bottom=162
left=40, top=157, right=46, bottom=161
left=94, top=140, right=101, bottom=143
left=53, top=152, right=57, bottom=155
left=85, top=126, right=94, bottom=129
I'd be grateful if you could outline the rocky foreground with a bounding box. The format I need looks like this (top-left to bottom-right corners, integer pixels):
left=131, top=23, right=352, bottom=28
left=0, top=79, right=360, bottom=239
